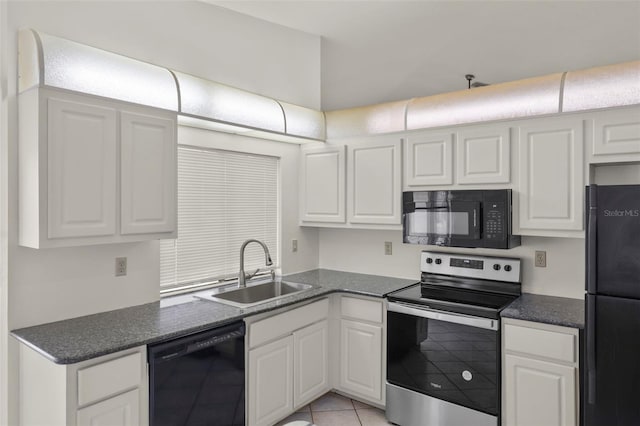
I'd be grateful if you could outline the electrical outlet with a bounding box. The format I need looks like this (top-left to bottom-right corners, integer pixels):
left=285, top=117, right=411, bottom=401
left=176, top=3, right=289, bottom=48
left=384, top=241, right=392, bottom=255
left=292, top=239, right=298, bottom=253
left=535, top=251, right=547, bottom=268
left=115, top=257, right=127, bottom=276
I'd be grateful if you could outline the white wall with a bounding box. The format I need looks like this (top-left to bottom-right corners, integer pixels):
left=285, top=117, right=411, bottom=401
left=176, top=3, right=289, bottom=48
left=5, top=0, right=320, bottom=329
left=9, top=1, right=321, bottom=109
left=319, top=229, right=585, bottom=299
left=3, top=2, right=320, bottom=424
left=592, top=163, right=640, bottom=185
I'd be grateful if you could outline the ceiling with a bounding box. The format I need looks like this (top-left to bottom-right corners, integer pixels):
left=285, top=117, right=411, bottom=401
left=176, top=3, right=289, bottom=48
left=208, top=1, right=640, bottom=111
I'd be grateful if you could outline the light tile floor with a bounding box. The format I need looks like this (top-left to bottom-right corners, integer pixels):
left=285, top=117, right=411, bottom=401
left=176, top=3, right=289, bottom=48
left=275, top=392, right=393, bottom=426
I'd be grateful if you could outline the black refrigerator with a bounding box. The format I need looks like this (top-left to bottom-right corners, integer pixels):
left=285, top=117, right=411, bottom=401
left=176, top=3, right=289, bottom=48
left=585, top=184, right=640, bottom=426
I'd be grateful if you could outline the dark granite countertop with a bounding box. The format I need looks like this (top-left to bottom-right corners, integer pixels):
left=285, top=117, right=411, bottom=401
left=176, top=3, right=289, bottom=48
left=501, top=293, right=584, bottom=329
left=11, top=269, right=416, bottom=364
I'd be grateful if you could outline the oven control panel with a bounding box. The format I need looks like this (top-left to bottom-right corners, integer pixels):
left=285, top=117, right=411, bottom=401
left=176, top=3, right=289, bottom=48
left=421, top=251, right=521, bottom=283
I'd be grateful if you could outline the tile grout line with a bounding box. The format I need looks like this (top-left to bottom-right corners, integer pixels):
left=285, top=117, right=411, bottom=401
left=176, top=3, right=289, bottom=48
left=351, top=398, right=364, bottom=426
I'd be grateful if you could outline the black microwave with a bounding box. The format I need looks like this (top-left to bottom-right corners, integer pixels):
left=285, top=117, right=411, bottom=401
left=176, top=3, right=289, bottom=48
left=402, top=189, right=521, bottom=249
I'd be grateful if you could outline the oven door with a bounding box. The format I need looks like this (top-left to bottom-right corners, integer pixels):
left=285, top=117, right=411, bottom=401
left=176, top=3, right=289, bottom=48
left=403, top=201, right=481, bottom=247
left=387, top=302, right=500, bottom=419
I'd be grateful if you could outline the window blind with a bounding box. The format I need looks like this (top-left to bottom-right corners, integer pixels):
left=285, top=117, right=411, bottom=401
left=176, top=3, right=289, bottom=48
left=160, top=146, right=279, bottom=290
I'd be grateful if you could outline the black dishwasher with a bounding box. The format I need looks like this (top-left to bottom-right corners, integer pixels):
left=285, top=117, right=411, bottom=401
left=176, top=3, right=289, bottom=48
left=148, top=321, right=245, bottom=426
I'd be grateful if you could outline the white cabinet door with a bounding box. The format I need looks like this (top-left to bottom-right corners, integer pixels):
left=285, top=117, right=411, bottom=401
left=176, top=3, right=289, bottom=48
left=516, top=117, right=584, bottom=234
left=20, top=88, right=178, bottom=248
left=504, top=354, right=577, bottom=426
left=404, top=131, right=453, bottom=186
left=120, top=111, right=176, bottom=235
left=456, top=125, right=510, bottom=184
left=339, top=319, right=382, bottom=401
left=76, top=389, right=140, bottom=426
left=591, top=107, right=640, bottom=161
left=293, top=320, right=329, bottom=408
left=299, top=145, right=346, bottom=223
left=248, top=336, right=294, bottom=426
left=347, top=137, right=401, bottom=224
left=47, top=97, right=117, bottom=239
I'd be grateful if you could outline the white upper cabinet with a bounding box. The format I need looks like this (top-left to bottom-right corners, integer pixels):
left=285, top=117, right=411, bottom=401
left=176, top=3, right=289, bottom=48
left=19, top=87, right=177, bottom=248
left=120, top=111, right=176, bottom=235
left=347, top=136, right=402, bottom=225
left=46, top=97, right=117, bottom=239
left=515, top=116, right=585, bottom=236
left=588, top=106, right=640, bottom=163
left=456, top=124, right=510, bottom=184
left=404, top=131, right=453, bottom=186
left=299, top=145, right=346, bottom=223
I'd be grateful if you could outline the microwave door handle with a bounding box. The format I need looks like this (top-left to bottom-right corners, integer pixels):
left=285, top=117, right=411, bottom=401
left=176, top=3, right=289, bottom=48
left=473, top=208, right=477, bottom=229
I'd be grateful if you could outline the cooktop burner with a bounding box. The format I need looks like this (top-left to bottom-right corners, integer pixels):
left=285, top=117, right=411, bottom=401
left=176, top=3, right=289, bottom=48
left=387, top=251, right=522, bottom=319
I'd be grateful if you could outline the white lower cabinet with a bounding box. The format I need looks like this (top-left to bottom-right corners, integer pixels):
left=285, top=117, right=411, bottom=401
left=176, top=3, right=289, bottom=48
left=19, top=344, right=148, bottom=426
left=294, top=320, right=330, bottom=408
left=504, top=354, right=576, bottom=426
left=248, top=335, right=294, bottom=426
left=76, top=389, right=140, bottom=426
left=502, top=318, right=579, bottom=426
left=339, top=319, right=382, bottom=401
left=247, top=299, right=330, bottom=426
left=336, top=295, right=385, bottom=406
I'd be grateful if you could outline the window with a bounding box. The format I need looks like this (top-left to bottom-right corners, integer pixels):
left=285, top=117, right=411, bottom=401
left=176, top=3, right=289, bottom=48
left=160, top=145, right=279, bottom=293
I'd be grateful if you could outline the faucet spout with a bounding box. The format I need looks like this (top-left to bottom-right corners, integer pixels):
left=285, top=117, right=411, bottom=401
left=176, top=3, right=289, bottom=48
left=238, top=239, right=273, bottom=288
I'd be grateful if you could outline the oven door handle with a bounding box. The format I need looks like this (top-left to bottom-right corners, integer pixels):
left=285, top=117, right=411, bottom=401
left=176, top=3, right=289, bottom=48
left=388, top=301, right=499, bottom=331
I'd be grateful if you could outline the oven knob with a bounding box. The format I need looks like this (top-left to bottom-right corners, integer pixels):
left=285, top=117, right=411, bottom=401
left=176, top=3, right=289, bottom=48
left=435, top=258, right=442, bottom=265
left=493, top=264, right=501, bottom=271
left=426, top=258, right=433, bottom=264
left=504, top=265, right=512, bottom=272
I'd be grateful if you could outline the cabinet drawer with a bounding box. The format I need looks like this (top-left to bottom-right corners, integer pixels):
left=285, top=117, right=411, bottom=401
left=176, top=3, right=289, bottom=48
left=77, top=352, right=142, bottom=407
left=504, top=323, right=576, bottom=364
left=249, top=298, right=329, bottom=349
left=341, top=296, right=383, bottom=323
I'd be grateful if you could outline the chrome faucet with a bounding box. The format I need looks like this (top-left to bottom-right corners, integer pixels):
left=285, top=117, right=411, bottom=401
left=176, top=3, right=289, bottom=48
left=238, top=239, right=273, bottom=288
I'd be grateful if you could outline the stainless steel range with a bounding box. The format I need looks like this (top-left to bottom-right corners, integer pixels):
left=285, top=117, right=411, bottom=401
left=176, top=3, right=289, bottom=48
left=386, top=251, right=521, bottom=426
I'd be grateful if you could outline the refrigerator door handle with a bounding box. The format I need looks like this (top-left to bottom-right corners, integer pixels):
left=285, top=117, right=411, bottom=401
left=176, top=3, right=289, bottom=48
left=586, top=185, right=597, bottom=294
left=586, top=295, right=596, bottom=405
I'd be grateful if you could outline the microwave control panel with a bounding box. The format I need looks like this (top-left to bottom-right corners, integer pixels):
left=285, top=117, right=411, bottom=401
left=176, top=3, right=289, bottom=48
left=484, top=201, right=505, bottom=241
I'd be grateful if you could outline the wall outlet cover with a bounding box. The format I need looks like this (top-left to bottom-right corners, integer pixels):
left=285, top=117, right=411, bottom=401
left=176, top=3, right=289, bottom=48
left=535, top=251, right=547, bottom=268
left=384, top=241, right=392, bottom=255
left=116, top=257, right=127, bottom=276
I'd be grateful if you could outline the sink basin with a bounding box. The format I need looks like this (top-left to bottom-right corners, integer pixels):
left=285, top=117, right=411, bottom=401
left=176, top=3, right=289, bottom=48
left=195, top=279, right=316, bottom=308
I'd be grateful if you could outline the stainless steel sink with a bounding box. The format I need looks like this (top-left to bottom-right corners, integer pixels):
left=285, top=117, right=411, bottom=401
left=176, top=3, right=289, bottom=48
left=195, top=279, right=316, bottom=308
